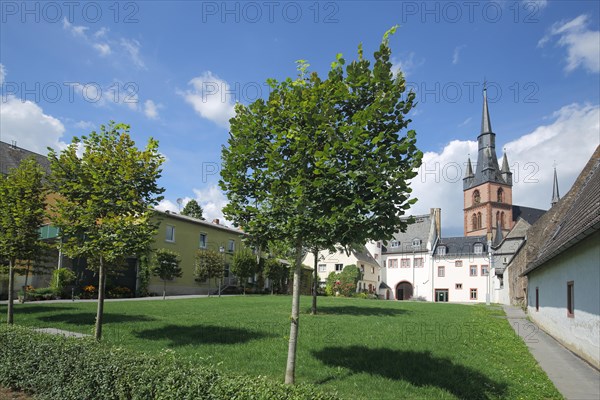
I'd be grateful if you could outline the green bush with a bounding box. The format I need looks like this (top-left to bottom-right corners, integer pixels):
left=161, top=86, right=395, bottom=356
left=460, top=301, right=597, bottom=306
left=50, top=268, right=77, bottom=295
left=20, top=287, right=58, bottom=301
left=0, top=325, right=338, bottom=400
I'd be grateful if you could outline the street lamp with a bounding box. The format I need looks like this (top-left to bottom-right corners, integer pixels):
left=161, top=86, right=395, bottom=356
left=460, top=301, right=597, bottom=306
left=219, top=246, right=225, bottom=297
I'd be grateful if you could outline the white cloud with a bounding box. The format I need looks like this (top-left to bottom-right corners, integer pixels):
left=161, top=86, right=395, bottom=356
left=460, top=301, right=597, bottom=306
left=192, top=185, right=230, bottom=224
left=120, top=38, right=146, bottom=69
left=62, top=18, right=88, bottom=38
left=0, top=95, right=68, bottom=154
left=523, top=0, right=547, bottom=10
left=93, top=43, right=111, bottom=56
left=538, top=14, right=600, bottom=73
left=157, top=185, right=231, bottom=225
left=94, top=27, right=109, bottom=39
left=458, top=117, right=472, bottom=127
left=74, top=120, right=95, bottom=130
left=182, top=72, right=236, bottom=128
left=144, top=99, right=160, bottom=119
left=452, top=45, right=466, bottom=65
left=392, top=52, right=424, bottom=78
left=409, top=103, right=599, bottom=236
left=0, top=63, right=5, bottom=85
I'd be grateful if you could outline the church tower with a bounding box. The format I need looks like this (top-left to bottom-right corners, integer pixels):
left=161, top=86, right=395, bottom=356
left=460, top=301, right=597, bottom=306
left=463, top=87, right=514, bottom=239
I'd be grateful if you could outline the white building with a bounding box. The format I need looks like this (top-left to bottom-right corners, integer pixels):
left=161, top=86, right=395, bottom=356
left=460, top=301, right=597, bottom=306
left=303, top=246, right=381, bottom=294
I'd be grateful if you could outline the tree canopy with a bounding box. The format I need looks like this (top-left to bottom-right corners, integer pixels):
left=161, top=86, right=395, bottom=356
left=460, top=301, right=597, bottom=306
left=0, top=158, right=46, bottom=324
left=48, top=121, right=165, bottom=339
left=194, top=249, right=224, bottom=296
left=181, top=199, right=205, bottom=220
left=230, top=247, right=257, bottom=293
left=151, top=248, right=183, bottom=299
left=220, top=28, right=422, bottom=384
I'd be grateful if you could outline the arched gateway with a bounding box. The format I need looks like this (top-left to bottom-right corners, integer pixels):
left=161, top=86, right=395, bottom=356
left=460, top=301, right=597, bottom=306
left=395, top=281, right=413, bottom=300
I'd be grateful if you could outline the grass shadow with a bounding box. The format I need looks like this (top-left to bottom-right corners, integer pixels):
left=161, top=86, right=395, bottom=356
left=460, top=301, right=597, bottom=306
left=312, top=345, right=507, bottom=399
left=310, top=306, right=410, bottom=317
left=134, top=324, right=273, bottom=347
left=11, top=305, right=78, bottom=314
left=38, top=312, right=156, bottom=325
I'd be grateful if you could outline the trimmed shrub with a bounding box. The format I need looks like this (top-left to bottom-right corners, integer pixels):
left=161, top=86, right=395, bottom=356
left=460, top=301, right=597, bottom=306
left=0, top=325, right=337, bottom=400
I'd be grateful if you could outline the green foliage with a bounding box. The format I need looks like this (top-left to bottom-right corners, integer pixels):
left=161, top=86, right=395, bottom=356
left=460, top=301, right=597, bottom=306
left=150, top=249, right=183, bottom=282
left=325, top=265, right=360, bottom=297
left=0, top=324, right=338, bottom=400
left=230, top=248, right=257, bottom=290
left=48, top=121, right=165, bottom=338
left=47, top=121, right=165, bottom=267
left=181, top=199, right=205, bottom=220
left=0, top=157, right=46, bottom=322
left=50, top=268, right=77, bottom=297
left=136, top=255, right=151, bottom=297
left=263, top=258, right=289, bottom=294
left=194, top=249, right=224, bottom=292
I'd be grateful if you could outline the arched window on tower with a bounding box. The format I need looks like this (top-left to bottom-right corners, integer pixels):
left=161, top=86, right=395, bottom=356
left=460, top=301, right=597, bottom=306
left=501, top=212, right=505, bottom=228
left=497, top=188, right=504, bottom=203
left=472, top=214, right=478, bottom=230
left=496, top=211, right=500, bottom=227
left=477, top=212, right=482, bottom=229
left=473, top=190, right=481, bottom=204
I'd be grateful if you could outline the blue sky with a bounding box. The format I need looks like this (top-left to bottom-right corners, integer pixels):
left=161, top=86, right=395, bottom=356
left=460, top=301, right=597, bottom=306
left=1, top=0, right=599, bottom=235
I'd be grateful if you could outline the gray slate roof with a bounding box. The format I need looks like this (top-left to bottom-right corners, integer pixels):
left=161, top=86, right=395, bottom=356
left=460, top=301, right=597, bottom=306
left=382, top=214, right=431, bottom=254
left=512, top=205, right=546, bottom=225
left=524, top=146, right=600, bottom=274
left=0, top=141, right=51, bottom=175
left=436, top=236, right=488, bottom=256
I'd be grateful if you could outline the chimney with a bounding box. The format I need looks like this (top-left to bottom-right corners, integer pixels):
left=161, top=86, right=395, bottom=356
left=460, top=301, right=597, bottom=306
left=10, top=140, right=17, bottom=149
left=212, top=218, right=220, bottom=225
left=431, top=208, right=441, bottom=238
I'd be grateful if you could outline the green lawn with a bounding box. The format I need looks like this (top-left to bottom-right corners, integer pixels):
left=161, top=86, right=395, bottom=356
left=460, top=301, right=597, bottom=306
left=0, top=296, right=561, bottom=399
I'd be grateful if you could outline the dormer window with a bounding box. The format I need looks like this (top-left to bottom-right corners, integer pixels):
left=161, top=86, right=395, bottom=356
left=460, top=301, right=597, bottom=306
left=412, top=239, right=421, bottom=248
left=436, top=246, right=446, bottom=255
left=474, top=243, right=484, bottom=254
left=390, top=240, right=399, bottom=248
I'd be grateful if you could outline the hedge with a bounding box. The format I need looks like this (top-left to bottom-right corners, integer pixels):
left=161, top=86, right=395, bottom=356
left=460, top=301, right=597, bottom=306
left=0, top=325, right=337, bottom=400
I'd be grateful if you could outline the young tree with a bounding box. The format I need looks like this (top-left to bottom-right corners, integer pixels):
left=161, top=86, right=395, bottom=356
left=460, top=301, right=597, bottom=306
left=150, top=249, right=182, bottom=299
left=194, top=249, right=224, bottom=296
left=48, top=122, right=165, bottom=340
left=220, top=27, right=422, bottom=384
left=0, top=158, right=46, bottom=324
left=263, top=257, right=287, bottom=294
left=230, top=247, right=257, bottom=294
left=181, top=199, right=205, bottom=220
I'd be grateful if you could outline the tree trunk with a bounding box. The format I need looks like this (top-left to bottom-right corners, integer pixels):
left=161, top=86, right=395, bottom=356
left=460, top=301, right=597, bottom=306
left=7, top=258, right=15, bottom=324
left=23, top=264, right=31, bottom=303
left=284, top=242, right=303, bottom=385
left=208, top=273, right=211, bottom=297
left=163, top=280, right=166, bottom=300
left=95, top=256, right=106, bottom=341
left=311, top=248, right=318, bottom=315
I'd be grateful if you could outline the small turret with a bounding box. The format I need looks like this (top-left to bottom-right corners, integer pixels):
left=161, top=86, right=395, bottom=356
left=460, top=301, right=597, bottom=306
left=551, top=166, right=560, bottom=207
left=501, top=151, right=512, bottom=185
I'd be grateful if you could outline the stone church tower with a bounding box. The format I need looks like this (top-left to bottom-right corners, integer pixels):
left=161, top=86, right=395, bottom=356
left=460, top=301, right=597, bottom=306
left=463, top=88, right=513, bottom=239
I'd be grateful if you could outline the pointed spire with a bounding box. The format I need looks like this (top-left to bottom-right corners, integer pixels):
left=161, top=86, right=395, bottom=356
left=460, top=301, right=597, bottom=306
left=501, top=151, right=510, bottom=173
left=466, top=157, right=474, bottom=177
left=481, top=85, right=492, bottom=134
left=493, top=221, right=503, bottom=247
left=551, top=166, right=560, bottom=206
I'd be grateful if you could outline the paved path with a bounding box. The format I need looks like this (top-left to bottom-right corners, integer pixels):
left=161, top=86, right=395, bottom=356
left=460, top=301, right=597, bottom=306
left=503, top=305, right=600, bottom=400
left=33, top=327, right=90, bottom=338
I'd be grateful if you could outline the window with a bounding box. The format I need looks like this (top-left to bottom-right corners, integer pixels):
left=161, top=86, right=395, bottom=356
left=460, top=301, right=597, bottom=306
left=374, top=254, right=378, bottom=260
left=390, top=240, right=399, bottom=248
left=477, top=212, right=482, bottom=229
left=470, top=288, right=478, bottom=300
left=371, top=267, right=375, bottom=274
left=472, top=214, right=478, bottom=230
left=501, top=212, right=505, bottom=228
left=377, top=241, right=381, bottom=248
left=199, top=233, right=207, bottom=248
left=481, top=265, right=489, bottom=276
left=437, top=266, right=445, bottom=277
left=473, top=190, right=480, bottom=204
left=497, top=188, right=504, bottom=203
left=412, top=239, right=421, bottom=248
left=227, top=239, right=235, bottom=252
left=455, top=260, right=463, bottom=267
left=400, top=258, right=411, bottom=268
left=388, top=259, right=397, bottom=268
left=360, top=264, right=365, bottom=273
left=474, top=243, right=484, bottom=254
left=318, top=264, right=326, bottom=273
left=496, top=211, right=500, bottom=227
left=335, top=263, right=343, bottom=272
left=165, top=225, right=175, bottom=242
left=535, top=287, right=539, bottom=311
left=470, top=265, right=477, bottom=276
left=436, top=246, right=446, bottom=256
left=455, top=283, right=463, bottom=290
left=567, top=281, right=574, bottom=317
left=414, top=258, right=424, bottom=268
